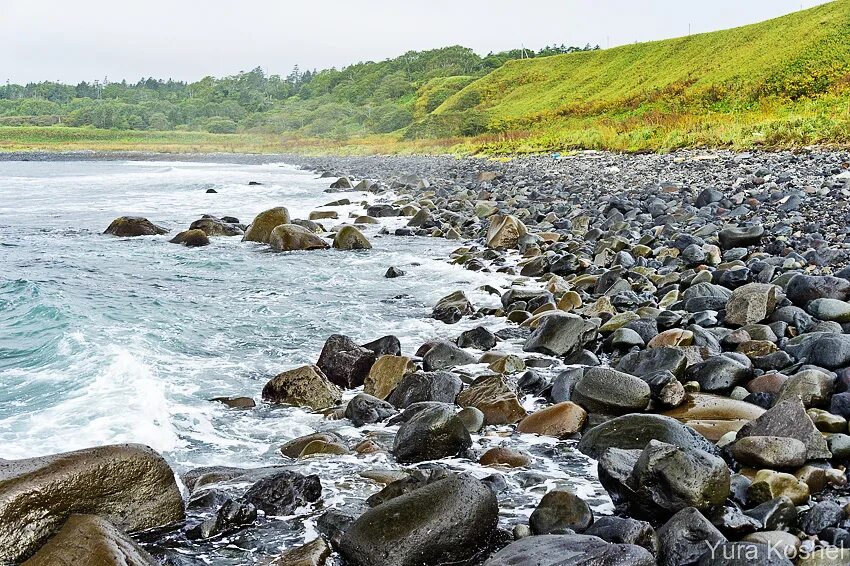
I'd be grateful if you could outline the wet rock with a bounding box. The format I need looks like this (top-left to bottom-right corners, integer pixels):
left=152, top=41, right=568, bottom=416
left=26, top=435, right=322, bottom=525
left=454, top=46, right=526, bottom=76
left=385, top=266, right=405, bottom=278
left=577, top=414, right=718, bottom=460
left=731, top=436, right=807, bottom=469
left=392, top=404, right=472, bottom=463
left=21, top=515, right=157, bottom=566
left=242, top=207, right=290, bottom=243
left=364, top=355, right=416, bottom=400
left=387, top=371, right=462, bottom=408
left=486, top=214, right=528, bottom=249
left=190, top=216, right=243, bottom=237
left=344, top=393, right=397, bottom=427
left=744, top=496, right=797, bottom=531
left=261, top=365, right=342, bottom=410
left=572, top=367, right=651, bottom=415
left=617, top=347, right=688, bottom=379
left=724, top=283, right=779, bottom=326
left=317, top=334, right=377, bottom=389
left=784, top=274, right=850, bottom=307
left=271, top=537, right=331, bottom=566
left=422, top=341, right=477, bottom=371
left=457, top=326, right=497, bottom=350
left=432, top=290, right=474, bottom=324
left=530, top=490, right=594, bottom=534
left=210, top=396, right=256, bottom=409
left=799, top=500, right=844, bottom=535
left=775, top=368, right=833, bottom=407
left=485, top=534, right=655, bottom=566
left=0, top=444, right=184, bottom=563
left=584, top=516, right=659, bottom=557
left=686, top=355, right=753, bottom=393
left=736, top=397, right=831, bottom=460
left=480, top=447, right=531, bottom=468
left=330, top=176, right=352, bottom=189
left=170, top=228, right=210, bottom=247
left=187, top=498, right=257, bottom=540
left=523, top=312, right=599, bottom=357
left=457, top=375, right=526, bottom=425
left=658, top=507, right=726, bottom=566
left=333, top=225, right=372, bottom=250
left=269, top=224, right=330, bottom=251
left=457, top=406, right=485, bottom=432
left=517, top=402, right=588, bottom=438
left=340, top=476, right=498, bottom=566
left=280, top=432, right=345, bottom=458
left=242, top=470, right=322, bottom=515
left=747, top=470, right=809, bottom=506
left=807, top=298, right=850, bottom=322
left=362, top=335, right=402, bottom=357
left=104, top=216, right=168, bottom=237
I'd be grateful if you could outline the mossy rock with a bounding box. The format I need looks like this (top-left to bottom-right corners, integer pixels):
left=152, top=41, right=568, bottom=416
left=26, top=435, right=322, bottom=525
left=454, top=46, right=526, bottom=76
left=269, top=224, right=329, bottom=251
left=333, top=226, right=372, bottom=250
left=104, top=216, right=168, bottom=237
left=242, top=207, right=290, bottom=243
left=170, top=229, right=209, bottom=247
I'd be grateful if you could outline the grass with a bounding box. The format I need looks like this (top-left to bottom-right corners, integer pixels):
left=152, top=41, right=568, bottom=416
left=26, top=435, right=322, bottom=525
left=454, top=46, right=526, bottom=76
left=3, top=1, right=850, bottom=156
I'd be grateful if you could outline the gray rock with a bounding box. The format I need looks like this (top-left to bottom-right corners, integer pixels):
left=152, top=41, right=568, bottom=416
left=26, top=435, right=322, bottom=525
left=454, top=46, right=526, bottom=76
left=485, top=534, right=655, bottom=566
left=344, top=393, right=398, bottom=427
left=387, top=371, right=462, bottom=408
left=785, top=274, right=850, bottom=307
left=578, top=414, right=718, bottom=460
left=523, top=313, right=599, bottom=357
left=422, top=341, right=477, bottom=371
left=392, top=404, right=472, bottom=463
left=658, top=507, right=726, bottom=566
left=572, top=367, right=651, bottom=414
left=736, top=398, right=831, bottom=460
left=242, top=470, right=322, bottom=515
left=529, top=490, right=594, bottom=534
left=584, top=516, right=659, bottom=557
left=731, top=436, right=807, bottom=469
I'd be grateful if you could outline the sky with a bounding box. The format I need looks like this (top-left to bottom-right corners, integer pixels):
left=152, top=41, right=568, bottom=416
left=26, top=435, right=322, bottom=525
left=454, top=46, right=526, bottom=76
left=0, top=0, right=835, bottom=85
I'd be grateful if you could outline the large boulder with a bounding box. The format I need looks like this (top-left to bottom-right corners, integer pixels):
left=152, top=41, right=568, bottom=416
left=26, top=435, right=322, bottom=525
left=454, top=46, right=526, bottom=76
left=572, top=367, right=651, bottom=415
left=486, top=214, right=528, bottom=249
left=432, top=291, right=474, bottom=324
left=485, top=534, right=655, bottom=566
left=577, top=414, right=718, bottom=460
left=317, top=334, right=378, bottom=389
left=261, top=365, right=342, bottom=410
left=104, top=216, right=168, bottom=237
left=340, top=476, right=498, bottom=566
left=242, top=207, right=291, bottom=243
left=523, top=313, right=599, bottom=357
left=269, top=224, right=329, bottom=251
left=392, top=404, right=471, bottom=463
left=333, top=225, right=372, bottom=250
left=242, top=470, right=322, bottom=515
left=21, top=515, right=157, bottom=566
left=0, top=444, right=185, bottom=563
left=783, top=332, right=850, bottom=369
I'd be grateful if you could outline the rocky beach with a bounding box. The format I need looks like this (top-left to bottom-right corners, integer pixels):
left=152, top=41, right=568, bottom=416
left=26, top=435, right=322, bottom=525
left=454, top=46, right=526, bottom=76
left=6, top=148, right=850, bottom=565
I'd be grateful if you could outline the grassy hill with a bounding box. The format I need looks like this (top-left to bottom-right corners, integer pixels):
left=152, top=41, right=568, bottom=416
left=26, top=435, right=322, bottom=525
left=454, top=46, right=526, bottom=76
left=414, top=0, right=850, bottom=152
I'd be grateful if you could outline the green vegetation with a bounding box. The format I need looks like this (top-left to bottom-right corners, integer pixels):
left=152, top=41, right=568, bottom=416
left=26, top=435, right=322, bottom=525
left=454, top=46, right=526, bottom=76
left=2, top=2, right=850, bottom=154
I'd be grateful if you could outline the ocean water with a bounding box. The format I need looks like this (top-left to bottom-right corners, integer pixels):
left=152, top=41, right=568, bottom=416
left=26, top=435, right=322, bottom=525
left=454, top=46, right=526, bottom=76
left=0, top=159, right=606, bottom=562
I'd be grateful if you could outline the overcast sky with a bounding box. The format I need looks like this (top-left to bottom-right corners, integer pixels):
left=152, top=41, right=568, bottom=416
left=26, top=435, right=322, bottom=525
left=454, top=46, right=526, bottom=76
left=0, top=0, right=834, bottom=85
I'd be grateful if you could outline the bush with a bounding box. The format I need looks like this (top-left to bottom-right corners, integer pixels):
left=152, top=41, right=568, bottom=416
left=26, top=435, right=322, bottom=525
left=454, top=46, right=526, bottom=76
left=203, top=117, right=238, bottom=134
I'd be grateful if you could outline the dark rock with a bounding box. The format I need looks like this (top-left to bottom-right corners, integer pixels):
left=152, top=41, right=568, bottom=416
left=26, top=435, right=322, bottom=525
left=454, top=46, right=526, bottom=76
left=170, top=229, right=210, bottom=247
left=422, top=341, right=477, bottom=371
left=572, top=367, right=651, bottom=414
left=484, top=534, right=655, bottom=566
left=523, top=313, right=599, bottom=357
left=392, top=404, right=471, bottom=463
left=385, top=266, right=405, bottom=278
left=361, top=335, right=402, bottom=357
left=529, top=490, right=594, bottom=534
left=387, top=371, right=462, bottom=408
left=344, top=393, right=397, bottom=427
left=785, top=274, right=850, bottom=306
left=584, top=516, right=660, bottom=557
left=432, top=291, right=474, bottom=324
left=457, top=326, right=497, bottom=350
left=578, top=414, right=718, bottom=460
left=242, top=470, right=322, bottom=515
left=736, top=398, right=831, bottom=460
left=104, top=216, right=168, bottom=237
left=744, top=496, right=797, bottom=531
left=799, top=500, right=845, bottom=535
left=658, top=507, right=726, bottom=566
left=317, top=334, right=377, bottom=389
left=696, top=542, right=793, bottom=565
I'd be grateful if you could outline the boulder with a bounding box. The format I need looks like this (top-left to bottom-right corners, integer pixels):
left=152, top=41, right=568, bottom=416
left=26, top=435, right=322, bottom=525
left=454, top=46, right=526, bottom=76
left=485, top=534, right=655, bottom=566
left=572, top=367, right=651, bottom=414
left=658, top=507, right=726, bottom=566
left=261, top=365, right=342, bottom=410
left=724, top=283, right=779, bottom=326
left=584, top=516, right=659, bottom=558
left=242, top=207, right=291, bottom=243
left=344, top=393, right=397, bottom=427
left=104, top=216, right=168, bottom=237
left=340, top=476, right=498, bottom=566
left=189, top=217, right=243, bottom=236
left=392, top=404, right=472, bottom=463
left=317, top=334, right=377, bottom=389
left=523, top=313, right=599, bottom=357
left=21, top=515, right=157, bottom=566
left=387, top=371, right=463, bottom=408
left=747, top=470, right=810, bottom=506
left=486, top=214, right=528, bottom=249
left=333, top=225, right=372, bottom=250
left=269, top=224, right=329, bottom=251
left=517, top=402, right=588, bottom=438
left=432, top=291, right=474, bottom=324
left=456, top=374, right=526, bottom=425
left=170, top=229, right=210, bottom=247
left=529, top=490, right=594, bottom=534
left=736, top=398, right=831, bottom=460
left=457, top=326, right=497, bottom=350
left=272, top=537, right=331, bottom=566
left=242, top=470, right=322, bottom=515
left=280, top=432, right=345, bottom=459
left=662, top=394, right=764, bottom=441
left=577, top=414, right=718, bottom=460
left=364, top=355, right=416, bottom=400
left=0, top=444, right=184, bottom=563
left=784, top=332, right=850, bottom=369
left=422, top=341, right=477, bottom=371
left=330, top=177, right=352, bottom=189
left=784, top=274, right=850, bottom=307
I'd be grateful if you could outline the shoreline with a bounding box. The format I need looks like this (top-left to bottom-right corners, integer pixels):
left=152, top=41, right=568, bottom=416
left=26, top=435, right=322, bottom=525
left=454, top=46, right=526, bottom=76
left=6, top=148, right=850, bottom=564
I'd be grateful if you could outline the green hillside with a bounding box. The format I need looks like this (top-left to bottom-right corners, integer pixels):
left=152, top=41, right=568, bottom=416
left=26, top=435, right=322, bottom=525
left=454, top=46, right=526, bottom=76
left=414, top=0, right=850, bottom=152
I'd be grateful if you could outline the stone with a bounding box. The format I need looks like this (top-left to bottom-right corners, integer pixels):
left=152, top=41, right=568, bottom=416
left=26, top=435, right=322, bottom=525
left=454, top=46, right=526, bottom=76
left=456, top=375, right=526, bottom=425
left=799, top=500, right=845, bottom=535
left=785, top=274, right=850, bottom=307
left=457, top=407, right=485, bottom=433
left=364, top=355, right=416, bottom=400
left=333, top=225, right=372, bottom=250
left=686, top=355, right=753, bottom=393
left=775, top=369, right=834, bottom=408
left=617, top=347, right=688, bottom=379
left=280, top=432, right=344, bottom=458
left=261, top=365, right=342, bottom=410
left=340, top=476, right=498, bottom=566
left=744, top=496, right=797, bottom=531
left=718, top=225, right=764, bottom=249
left=572, top=367, right=651, bottom=415
left=210, top=396, right=256, bottom=409
left=784, top=332, right=850, bottom=369
left=385, top=266, right=405, bottom=278
left=523, top=312, right=599, bottom=357
left=485, top=534, right=655, bottom=566
left=658, top=507, right=726, bottom=566
left=104, top=216, right=168, bottom=237
left=344, top=393, right=397, bottom=427
left=189, top=216, right=243, bottom=237
left=269, top=224, right=330, bottom=251
left=242, top=470, right=322, bottom=515
left=731, top=436, right=807, bottom=469
left=584, top=516, right=659, bottom=557
left=432, top=291, right=474, bottom=324
left=529, top=490, right=594, bottom=534
left=480, top=447, right=531, bottom=468
left=317, top=334, right=377, bottom=389
left=807, top=298, right=850, bottom=322
left=392, top=404, right=472, bottom=463
left=747, top=470, right=810, bottom=506
left=457, top=326, right=497, bottom=350
left=577, top=414, right=718, bottom=460
left=187, top=498, right=257, bottom=539
left=736, top=398, right=831, bottom=460
left=299, top=440, right=349, bottom=458
left=330, top=177, right=352, bottom=189
left=21, top=515, right=157, bottom=566
left=271, top=537, right=331, bottom=566
left=724, top=283, right=779, bottom=326
left=741, top=532, right=800, bottom=560
left=0, top=444, right=184, bottom=563
left=422, top=341, right=477, bottom=371
left=517, top=402, right=588, bottom=438
left=170, top=228, right=210, bottom=247
left=309, top=210, right=339, bottom=220
left=486, top=214, right=528, bottom=249
left=387, top=371, right=463, bottom=408
left=696, top=542, right=793, bottom=565
left=243, top=207, right=291, bottom=243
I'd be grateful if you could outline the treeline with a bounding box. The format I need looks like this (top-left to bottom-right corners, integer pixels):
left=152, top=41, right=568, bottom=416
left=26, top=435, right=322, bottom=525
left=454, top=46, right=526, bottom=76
left=0, top=44, right=598, bottom=138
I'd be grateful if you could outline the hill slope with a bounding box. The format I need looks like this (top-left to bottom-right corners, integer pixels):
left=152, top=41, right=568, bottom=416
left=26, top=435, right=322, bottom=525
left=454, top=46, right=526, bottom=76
left=414, top=0, right=850, bottom=152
